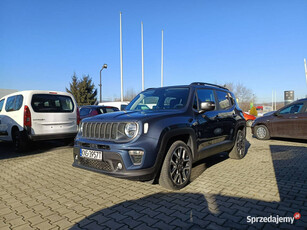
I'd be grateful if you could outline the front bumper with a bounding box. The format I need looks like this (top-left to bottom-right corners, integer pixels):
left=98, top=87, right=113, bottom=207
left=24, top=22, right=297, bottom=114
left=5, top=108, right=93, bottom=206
left=72, top=135, right=160, bottom=181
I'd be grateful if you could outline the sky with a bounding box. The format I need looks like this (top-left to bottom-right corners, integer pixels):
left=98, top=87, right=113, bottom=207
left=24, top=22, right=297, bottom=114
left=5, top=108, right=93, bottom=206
left=0, top=0, right=307, bottom=103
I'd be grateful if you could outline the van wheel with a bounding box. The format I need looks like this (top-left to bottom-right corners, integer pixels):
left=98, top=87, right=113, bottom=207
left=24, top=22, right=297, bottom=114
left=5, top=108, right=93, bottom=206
left=12, top=130, right=28, bottom=152
left=229, top=129, right=246, bottom=159
left=255, top=125, right=270, bottom=140
left=159, top=141, right=192, bottom=190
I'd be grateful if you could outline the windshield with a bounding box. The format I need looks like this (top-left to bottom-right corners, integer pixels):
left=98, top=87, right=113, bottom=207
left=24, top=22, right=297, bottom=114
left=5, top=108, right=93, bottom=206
left=126, top=87, right=190, bottom=111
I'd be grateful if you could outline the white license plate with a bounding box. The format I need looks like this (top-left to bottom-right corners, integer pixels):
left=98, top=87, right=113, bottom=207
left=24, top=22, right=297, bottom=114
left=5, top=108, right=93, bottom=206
left=80, top=149, right=102, bottom=160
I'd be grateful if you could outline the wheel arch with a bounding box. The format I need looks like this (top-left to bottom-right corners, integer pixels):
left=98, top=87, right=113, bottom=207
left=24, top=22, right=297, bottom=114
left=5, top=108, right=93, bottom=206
left=153, top=127, right=196, bottom=183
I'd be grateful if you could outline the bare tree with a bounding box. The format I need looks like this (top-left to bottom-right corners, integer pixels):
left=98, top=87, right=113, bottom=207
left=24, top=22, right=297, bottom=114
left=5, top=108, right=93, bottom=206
left=224, top=82, right=253, bottom=111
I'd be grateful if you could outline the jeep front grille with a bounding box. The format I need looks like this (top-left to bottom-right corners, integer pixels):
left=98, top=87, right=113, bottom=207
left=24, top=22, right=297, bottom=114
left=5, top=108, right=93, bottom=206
left=81, top=122, right=126, bottom=141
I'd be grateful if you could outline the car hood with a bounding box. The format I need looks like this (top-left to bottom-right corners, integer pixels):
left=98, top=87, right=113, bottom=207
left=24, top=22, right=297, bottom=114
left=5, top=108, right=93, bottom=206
left=263, top=111, right=275, bottom=116
left=81, top=110, right=182, bottom=123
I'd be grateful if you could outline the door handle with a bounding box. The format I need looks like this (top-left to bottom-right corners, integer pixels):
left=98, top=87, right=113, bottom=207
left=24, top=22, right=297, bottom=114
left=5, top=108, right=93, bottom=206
left=289, top=116, right=298, bottom=119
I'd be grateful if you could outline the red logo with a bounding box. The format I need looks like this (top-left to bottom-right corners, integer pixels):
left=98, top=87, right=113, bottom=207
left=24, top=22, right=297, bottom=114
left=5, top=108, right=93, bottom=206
left=294, top=212, right=301, bottom=220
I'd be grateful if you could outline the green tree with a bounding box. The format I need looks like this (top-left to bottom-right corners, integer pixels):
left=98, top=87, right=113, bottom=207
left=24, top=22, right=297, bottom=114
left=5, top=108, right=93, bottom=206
left=66, top=73, right=97, bottom=106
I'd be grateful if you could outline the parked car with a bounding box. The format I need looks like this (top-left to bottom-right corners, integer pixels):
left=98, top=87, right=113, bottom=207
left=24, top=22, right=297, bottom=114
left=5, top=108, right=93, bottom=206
left=252, top=98, right=307, bottom=140
left=243, top=112, right=256, bottom=127
left=79, top=105, right=119, bottom=120
left=73, top=82, right=246, bottom=190
left=98, top=101, right=129, bottom=111
left=0, top=90, right=79, bottom=151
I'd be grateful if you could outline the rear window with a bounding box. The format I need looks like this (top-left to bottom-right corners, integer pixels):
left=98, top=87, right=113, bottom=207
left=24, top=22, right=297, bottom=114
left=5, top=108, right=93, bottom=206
left=31, top=94, right=74, bottom=113
left=80, top=108, right=91, bottom=116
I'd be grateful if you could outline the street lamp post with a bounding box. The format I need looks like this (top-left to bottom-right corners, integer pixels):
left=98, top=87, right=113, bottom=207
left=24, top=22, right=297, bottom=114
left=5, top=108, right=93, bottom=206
left=99, top=64, right=108, bottom=103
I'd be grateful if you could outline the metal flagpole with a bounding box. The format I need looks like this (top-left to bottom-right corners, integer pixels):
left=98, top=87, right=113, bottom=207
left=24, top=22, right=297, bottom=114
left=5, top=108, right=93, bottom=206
left=161, top=30, right=164, bottom=87
left=304, top=58, right=307, bottom=88
left=120, top=12, right=124, bottom=102
left=141, top=21, right=144, bottom=91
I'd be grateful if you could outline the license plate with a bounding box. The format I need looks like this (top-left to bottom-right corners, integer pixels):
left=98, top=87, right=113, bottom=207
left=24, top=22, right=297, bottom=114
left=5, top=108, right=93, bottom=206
left=80, top=149, right=103, bottom=160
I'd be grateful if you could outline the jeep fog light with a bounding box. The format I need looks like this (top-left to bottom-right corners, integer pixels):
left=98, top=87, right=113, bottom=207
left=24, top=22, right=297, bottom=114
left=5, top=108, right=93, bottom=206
left=129, top=150, right=144, bottom=165
left=117, top=163, right=123, bottom=170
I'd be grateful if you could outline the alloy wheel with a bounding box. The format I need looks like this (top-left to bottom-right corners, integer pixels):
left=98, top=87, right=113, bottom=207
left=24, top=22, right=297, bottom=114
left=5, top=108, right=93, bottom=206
left=169, top=146, right=191, bottom=185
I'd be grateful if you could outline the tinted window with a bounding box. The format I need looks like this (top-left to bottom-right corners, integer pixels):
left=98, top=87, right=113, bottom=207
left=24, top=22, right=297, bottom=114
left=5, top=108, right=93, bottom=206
left=197, top=89, right=215, bottom=103
left=80, top=108, right=91, bottom=116
left=31, top=94, right=74, bottom=113
left=216, top=91, right=231, bottom=110
left=0, top=99, right=4, bottom=112
left=5, top=95, right=23, bottom=112
left=279, top=103, right=303, bottom=114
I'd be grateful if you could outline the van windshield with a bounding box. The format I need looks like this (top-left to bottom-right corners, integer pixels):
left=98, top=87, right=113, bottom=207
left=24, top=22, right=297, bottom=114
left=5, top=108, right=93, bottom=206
left=126, top=87, right=189, bottom=111
left=31, top=94, right=74, bottom=113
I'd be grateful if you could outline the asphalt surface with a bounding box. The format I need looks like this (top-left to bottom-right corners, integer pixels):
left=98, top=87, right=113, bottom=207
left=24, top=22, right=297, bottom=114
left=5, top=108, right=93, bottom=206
left=0, top=128, right=306, bottom=229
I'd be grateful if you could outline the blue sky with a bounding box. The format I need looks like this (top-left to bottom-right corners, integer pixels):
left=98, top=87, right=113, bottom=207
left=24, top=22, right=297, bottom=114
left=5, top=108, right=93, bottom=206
left=1, top=0, right=306, bottom=103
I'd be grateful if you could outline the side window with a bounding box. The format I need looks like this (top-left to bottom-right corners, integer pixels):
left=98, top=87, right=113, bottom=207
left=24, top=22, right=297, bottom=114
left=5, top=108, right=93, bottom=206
left=14, top=95, right=23, bottom=111
left=0, top=99, right=4, bottom=112
left=197, top=89, right=216, bottom=105
left=279, top=103, right=303, bottom=115
left=5, top=96, right=18, bottom=112
left=216, top=91, right=231, bottom=110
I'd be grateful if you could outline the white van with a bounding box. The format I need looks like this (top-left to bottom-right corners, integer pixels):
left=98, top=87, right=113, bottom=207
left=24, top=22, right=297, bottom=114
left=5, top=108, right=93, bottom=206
left=98, top=101, right=129, bottom=111
left=0, top=90, right=79, bottom=151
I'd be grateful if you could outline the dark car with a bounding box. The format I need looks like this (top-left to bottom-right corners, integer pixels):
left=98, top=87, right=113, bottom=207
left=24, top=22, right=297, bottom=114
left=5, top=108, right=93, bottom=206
left=252, top=98, right=307, bottom=140
left=79, top=105, right=119, bottom=120
left=73, top=83, right=246, bottom=190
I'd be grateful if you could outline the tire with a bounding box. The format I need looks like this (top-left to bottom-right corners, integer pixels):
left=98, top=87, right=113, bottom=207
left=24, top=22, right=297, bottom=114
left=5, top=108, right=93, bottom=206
left=255, top=125, right=270, bottom=140
left=12, top=129, right=28, bottom=152
left=246, top=120, right=253, bottom=127
left=229, top=129, right=246, bottom=159
left=159, top=141, right=192, bottom=190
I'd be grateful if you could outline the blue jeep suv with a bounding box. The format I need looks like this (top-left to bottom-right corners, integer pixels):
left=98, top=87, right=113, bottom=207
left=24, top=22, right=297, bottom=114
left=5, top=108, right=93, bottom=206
left=73, top=82, right=246, bottom=190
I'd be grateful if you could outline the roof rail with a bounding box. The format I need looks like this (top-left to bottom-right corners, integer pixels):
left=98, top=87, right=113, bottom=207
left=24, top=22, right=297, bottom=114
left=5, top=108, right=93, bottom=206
left=190, top=82, right=228, bottom=90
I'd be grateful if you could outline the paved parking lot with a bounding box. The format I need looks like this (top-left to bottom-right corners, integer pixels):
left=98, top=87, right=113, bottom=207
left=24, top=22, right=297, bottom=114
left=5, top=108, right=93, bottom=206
left=0, top=128, right=306, bottom=229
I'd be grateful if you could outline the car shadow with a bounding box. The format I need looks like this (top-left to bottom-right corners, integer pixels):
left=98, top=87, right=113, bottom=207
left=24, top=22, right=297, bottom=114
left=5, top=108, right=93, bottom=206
left=69, top=145, right=307, bottom=229
left=191, top=139, right=251, bottom=181
left=0, top=139, right=73, bottom=160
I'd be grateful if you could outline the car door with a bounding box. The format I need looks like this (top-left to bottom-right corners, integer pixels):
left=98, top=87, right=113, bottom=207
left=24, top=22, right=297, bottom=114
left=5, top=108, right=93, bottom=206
left=292, top=102, right=307, bottom=139
left=270, top=102, right=304, bottom=138
left=193, top=89, right=221, bottom=159
left=214, top=90, right=236, bottom=142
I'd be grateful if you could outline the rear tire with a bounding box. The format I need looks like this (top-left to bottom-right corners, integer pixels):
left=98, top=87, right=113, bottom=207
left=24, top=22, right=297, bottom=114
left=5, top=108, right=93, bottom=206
left=229, top=129, right=246, bottom=159
left=159, top=141, right=192, bottom=190
left=255, top=125, right=270, bottom=140
left=12, top=130, right=28, bottom=152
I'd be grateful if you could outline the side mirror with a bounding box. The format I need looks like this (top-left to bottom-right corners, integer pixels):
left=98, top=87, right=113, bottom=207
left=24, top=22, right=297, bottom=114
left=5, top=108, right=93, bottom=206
left=199, top=101, right=215, bottom=113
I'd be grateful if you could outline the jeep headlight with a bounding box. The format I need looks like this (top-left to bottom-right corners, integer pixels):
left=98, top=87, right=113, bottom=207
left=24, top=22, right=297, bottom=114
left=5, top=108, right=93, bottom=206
left=124, top=122, right=138, bottom=138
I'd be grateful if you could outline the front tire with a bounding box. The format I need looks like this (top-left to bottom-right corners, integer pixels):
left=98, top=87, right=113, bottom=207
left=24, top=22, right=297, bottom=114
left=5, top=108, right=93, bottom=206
left=229, top=129, right=246, bottom=159
left=159, top=141, right=192, bottom=190
left=255, top=125, right=270, bottom=140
